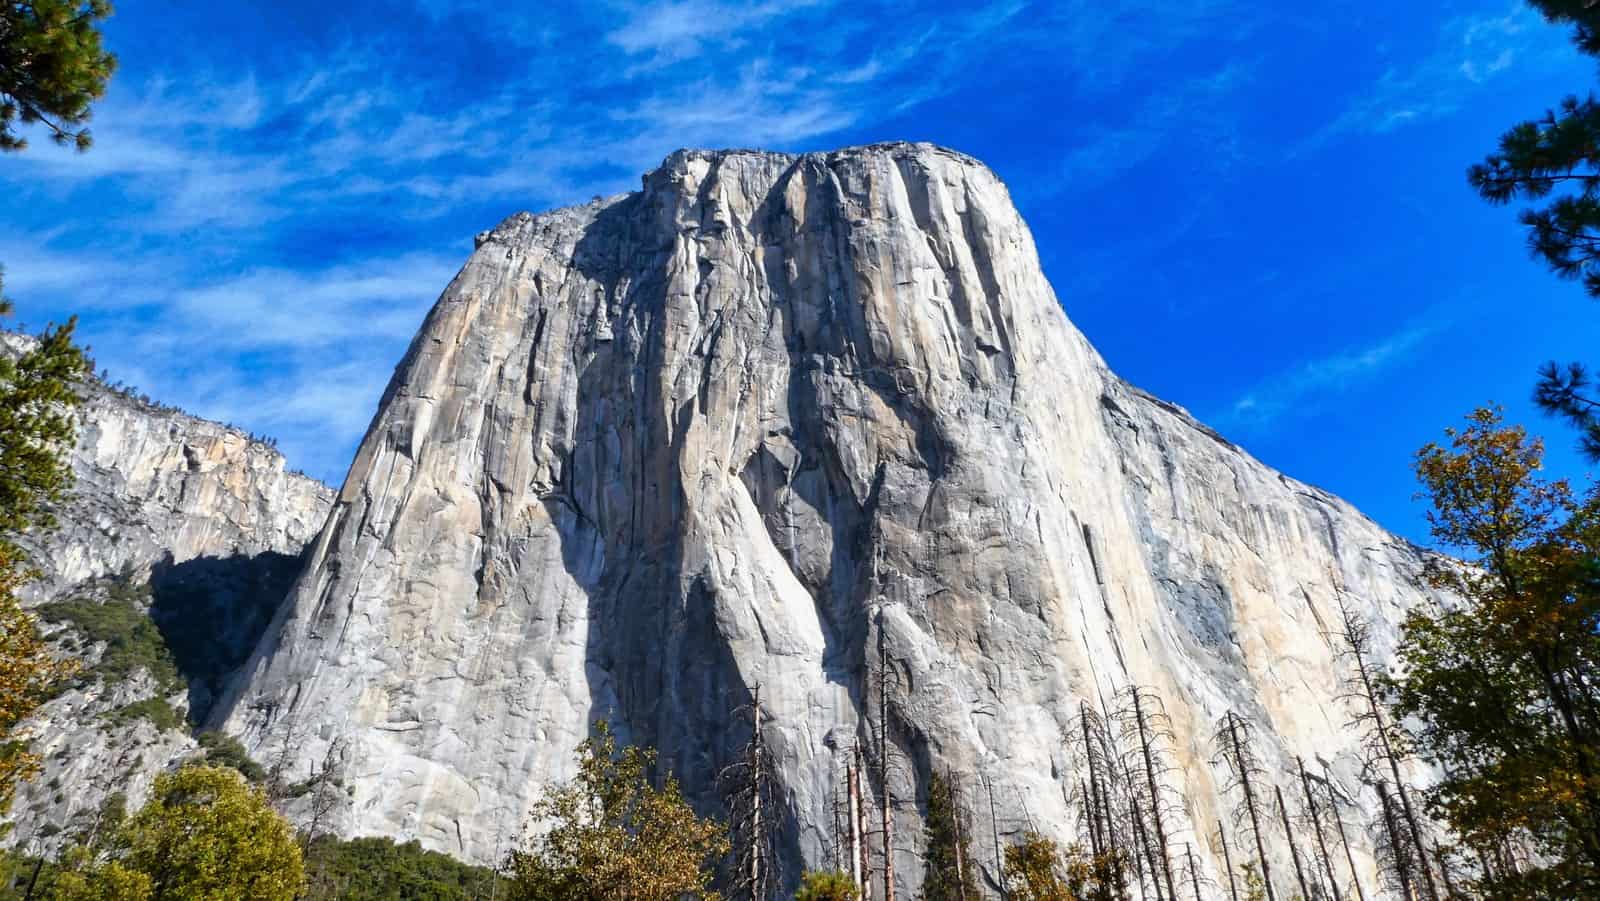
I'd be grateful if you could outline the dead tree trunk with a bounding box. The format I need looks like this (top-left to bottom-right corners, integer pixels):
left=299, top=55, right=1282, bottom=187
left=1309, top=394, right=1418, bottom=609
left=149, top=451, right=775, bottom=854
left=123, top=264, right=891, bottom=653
left=1185, top=843, right=1202, bottom=901
left=878, top=628, right=895, bottom=901
left=852, top=749, right=869, bottom=899
left=1121, top=756, right=1162, bottom=901
left=1127, top=688, right=1179, bottom=901
left=1321, top=762, right=1368, bottom=901
left=1335, top=594, right=1437, bottom=901
left=1299, top=759, right=1344, bottom=901
left=721, top=688, right=778, bottom=901
left=1218, top=712, right=1277, bottom=901
left=1219, top=826, right=1240, bottom=901
left=1377, top=780, right=1415, bottom=901
left=1275, top=784, right=1313, bottom=901
left=985, top=772, right=1008, bottom=901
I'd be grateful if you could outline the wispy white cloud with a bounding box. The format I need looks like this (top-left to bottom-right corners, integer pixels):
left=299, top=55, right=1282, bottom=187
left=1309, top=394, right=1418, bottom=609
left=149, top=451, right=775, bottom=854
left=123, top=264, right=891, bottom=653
left=1213, top=323, right=1442, bottom=431
left=0, top=0, right=1276, bottom=485
left=1304, top=3, right=1564, bottom=147
left=606, top=0, right=829, bottom=61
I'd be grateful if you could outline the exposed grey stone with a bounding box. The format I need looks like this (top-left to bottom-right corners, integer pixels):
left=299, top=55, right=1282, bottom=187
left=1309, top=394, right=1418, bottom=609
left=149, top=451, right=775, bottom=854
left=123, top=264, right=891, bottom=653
left=212, top=143, right=1445, bottom=898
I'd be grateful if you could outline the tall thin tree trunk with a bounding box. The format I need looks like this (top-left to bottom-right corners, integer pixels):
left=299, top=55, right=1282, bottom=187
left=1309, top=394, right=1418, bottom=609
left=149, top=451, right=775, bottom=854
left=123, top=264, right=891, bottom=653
left=1276, top=785, right=1313, bottom=901
left=1349, top=611, right=1438, bottom=901
left=1321, top=763, right=1368, bottom=901
left=1084, top=710, right=1109, bottom=861
left=1377, top=780, right=1415, bottom=901
left=1219, top=826, right=1240, bottom=901
left=1299, top=759, right=1343, bottom=901
left=1123, top=758, right=1161, bottom=901
left=1186, top=843, right=1202, bottom=901
left=851, top=751, right=868, bottom=899
left=1434, top=839, right=1458, bottom=900
left=985, top=772, right=1008, bottom=901
left=951, top=771, right=969, bottom=901
left=879, top=630, right=895, bottom=901
left=1083, top=779, right=1105, bottom=862
left=1132, top=691, right=1178, bottom=901
left=1224, top=714, right=1277, bottom=901
left=751, top=690, right=764, bottom=898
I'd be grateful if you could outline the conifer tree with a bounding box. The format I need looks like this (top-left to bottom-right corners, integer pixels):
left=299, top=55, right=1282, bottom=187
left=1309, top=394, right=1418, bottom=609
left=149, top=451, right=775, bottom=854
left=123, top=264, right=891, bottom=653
left=1468, top=2, right=1600, bottom=457
left=0, top=1, right=117, bottom=151
left=921, top=771, right=979, bottom=901
left=0, top=310, right=87, bottom=821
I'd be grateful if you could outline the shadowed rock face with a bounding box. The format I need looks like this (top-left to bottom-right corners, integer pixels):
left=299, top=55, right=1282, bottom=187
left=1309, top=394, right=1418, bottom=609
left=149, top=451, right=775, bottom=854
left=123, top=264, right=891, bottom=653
left=221, top=143, right=1439, bottom=897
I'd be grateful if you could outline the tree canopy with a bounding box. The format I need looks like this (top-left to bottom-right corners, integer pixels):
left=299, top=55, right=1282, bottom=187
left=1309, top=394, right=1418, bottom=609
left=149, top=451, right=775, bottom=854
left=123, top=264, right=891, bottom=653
left=0, top=1, right=117, bottom=151
left=505, top=721, right=728, bottom=901
left=1469, top=3, right=1600, bottom=458
left=119, top=765, right=304, bottom=900
left=1394, top=408, right=1600, bottom=896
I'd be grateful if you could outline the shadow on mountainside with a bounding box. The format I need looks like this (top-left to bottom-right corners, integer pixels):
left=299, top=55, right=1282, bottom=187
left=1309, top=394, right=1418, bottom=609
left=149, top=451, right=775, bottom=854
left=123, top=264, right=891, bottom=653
left=148, top=550, right=305, bottom=724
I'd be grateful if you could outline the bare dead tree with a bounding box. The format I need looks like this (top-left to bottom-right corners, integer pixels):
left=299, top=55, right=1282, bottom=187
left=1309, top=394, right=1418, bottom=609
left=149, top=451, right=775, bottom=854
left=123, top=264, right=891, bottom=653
left=1080, top=701, right=1132, bottom=901
left=983, top=771, right=1007, bottom=901
left=1297, top=759, right=1344, bottom=901
left=1331, top=591, right=1439, bottom=901
left=1117, top=753, right=1163, bottom=901
left=875, top=623, right=896, bottom=901
left=1114, top=686, right=1181, bottom=901
left=301, top=737, right=347, bottom=897
left=721, top=685, right=780, bottom=901
left=1274, top=784, right=1314, bottom=901
left=1181, top=841, right=1218, bottom=901
left=1218, top=825, right=1241, bottom=901
left=1213, top=712, right=1278, bottom=901
left=1375, top=780, right=1416, bottom=901
left=265, top=710, right=306, bottom=809
left=855, top=747, right=872, bottom=900
left=303, top=737, right=345, bottom=848
left=1320, top=762, right=1369, bottom=901
left=948, top=770, right=973, bottom=901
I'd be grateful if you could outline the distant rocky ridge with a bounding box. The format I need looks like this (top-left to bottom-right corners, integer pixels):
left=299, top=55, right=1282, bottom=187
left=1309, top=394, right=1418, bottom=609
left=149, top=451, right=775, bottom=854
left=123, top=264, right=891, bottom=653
left=0, top=333, right=332, bottom=850
left=5, top=144, right=1447, bottom=899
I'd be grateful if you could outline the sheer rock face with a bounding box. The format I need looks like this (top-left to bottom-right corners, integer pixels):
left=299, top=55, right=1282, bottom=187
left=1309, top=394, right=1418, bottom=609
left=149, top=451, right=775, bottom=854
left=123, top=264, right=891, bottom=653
left=14, top=362, right=334, bottom=601
left=221, top=143, right=1437, bottom=896
left=1, top=349, right=332, bottom=850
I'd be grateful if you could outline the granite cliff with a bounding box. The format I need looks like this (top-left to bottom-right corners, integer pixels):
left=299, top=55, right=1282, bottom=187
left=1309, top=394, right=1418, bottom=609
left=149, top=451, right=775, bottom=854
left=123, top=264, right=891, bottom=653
left=1, top=337, right=332, bottom=848
left=200, top=143, right=1445, bottom=897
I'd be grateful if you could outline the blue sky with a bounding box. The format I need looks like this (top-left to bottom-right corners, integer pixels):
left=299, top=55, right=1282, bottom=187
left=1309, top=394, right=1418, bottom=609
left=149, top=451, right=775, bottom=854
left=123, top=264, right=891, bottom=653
left=2, top=0, right=1598, bottom=543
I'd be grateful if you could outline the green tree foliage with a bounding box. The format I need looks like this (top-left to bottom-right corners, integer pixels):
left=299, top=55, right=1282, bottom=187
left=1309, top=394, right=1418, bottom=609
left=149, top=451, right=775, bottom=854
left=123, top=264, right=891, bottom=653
left=195, top=731, right=266, bottom=783
left=0, top=308, right=88, bottom=820
left=300, top=835, right=495, bottom=900
left=794, top=871, right=861, bottom=901
left=1468, top=3, right=1600, bottom=457
left=1005, top=832, right=1074, bottom=901
left=0, top=1, right=117, bottom=151
left=119, top=765, right=304, bottom=900
left=505, top=721, right=728, bottom=901
left=920, top=772, right=980, bottom=901
left=1002, top=833, right=1122, bottom=901
left=46, top=854, right=151, bottom=900
left=0, top=311, right=87, bottom=555
left=1396, top=408, right=1600, bottom=896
